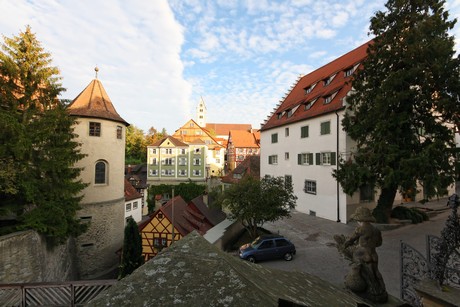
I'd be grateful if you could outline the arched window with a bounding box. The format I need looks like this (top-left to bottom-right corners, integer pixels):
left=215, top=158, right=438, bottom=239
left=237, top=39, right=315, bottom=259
left=95, top=161, right=107, bottom=184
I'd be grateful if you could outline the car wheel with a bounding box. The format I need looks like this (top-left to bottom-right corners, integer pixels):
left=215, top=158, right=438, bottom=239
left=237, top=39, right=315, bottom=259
left=247, top=256, right=256, bottom=263
left=284, top=253, right=293, bottom=261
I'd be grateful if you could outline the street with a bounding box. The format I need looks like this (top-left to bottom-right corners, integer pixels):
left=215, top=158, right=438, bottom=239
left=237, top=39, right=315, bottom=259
left=260, top=205, right=450, bottom=299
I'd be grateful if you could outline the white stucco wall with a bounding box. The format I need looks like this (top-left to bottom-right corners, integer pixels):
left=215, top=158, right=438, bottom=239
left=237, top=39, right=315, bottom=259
left=125, top=197, right=143, bottom=224
left=261, top=111, right=349, bottom=223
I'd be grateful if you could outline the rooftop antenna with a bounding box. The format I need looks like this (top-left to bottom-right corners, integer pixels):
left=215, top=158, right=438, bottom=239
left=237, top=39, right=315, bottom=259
left=95, top=66, right=99, bottom=79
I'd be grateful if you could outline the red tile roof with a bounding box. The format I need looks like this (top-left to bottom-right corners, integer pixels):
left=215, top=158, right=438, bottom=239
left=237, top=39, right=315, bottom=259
left=205, top=123, right=252, bottom=136
left=229, top=130, right=260, bottom=148
left=261, top=41, right=371, bottom=131
left=124, top=179, right=143, bottom=201
left=67, top=79, right=128, bottom=126
left=151, top=135, right=188, bottom=147
left=221, top=155, right=260, bottom=184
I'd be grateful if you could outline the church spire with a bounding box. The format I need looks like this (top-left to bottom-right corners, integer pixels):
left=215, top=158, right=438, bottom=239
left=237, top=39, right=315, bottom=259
left=196, top=96, right=207, bottom=127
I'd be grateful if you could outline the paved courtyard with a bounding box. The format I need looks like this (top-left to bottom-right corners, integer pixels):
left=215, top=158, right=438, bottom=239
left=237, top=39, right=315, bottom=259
left=260, top=199, right=451, bottom=299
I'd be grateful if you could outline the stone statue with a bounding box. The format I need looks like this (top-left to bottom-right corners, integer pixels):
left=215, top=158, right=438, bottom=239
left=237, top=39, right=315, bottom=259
left=334, top=207, right=388, bottom=303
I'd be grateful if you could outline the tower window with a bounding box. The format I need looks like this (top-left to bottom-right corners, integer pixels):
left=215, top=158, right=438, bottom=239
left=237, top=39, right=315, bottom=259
left=116, top=126, right=122, bottom=139
left=95, top=160, right=107, bottom=184
left=89, top=122, right=101, bottom=136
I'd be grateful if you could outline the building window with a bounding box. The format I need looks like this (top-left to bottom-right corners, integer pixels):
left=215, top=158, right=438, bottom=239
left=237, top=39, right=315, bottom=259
left=286, top=109, right=293, bottom=118
left=180, top=148, right=187, bottom=154
left=298, top=153, right=313, bottom=165
left=277, top=113, right=282, bottom=119
left=179, top=157, right=187, bottom=165
left=324, top=95, right=333, bottom=104
left=161, top=169, right=174, bottom=176
left=149, top=169, right=158, bottom=176
left=195, top=148, right=201, bottom=154
left=164, top=148, right=173, bottom=154
left=301, top=126, right=309, bottom=138
left=178, top=169, right=187, bottom=176
left=285, top=152, right=289, bottom=160
left=133, top=201, right=138, bottom=210
left=193, top=169, right=201, bottom=176
left=268, top=155, right=278, bottom=165
left=305, top=98, right=318, bottom=110
left=149, top=157, right=157, bottom=165
left=320, top=121, right=331, bottom=135
left=344, top=67, right=354, bottom=77
left=126, top=203, right=131, bottom=212
left=304, top=180, right=317, bottom=194
left=316, top=152, right=336, bottom=165
left=271, top=133, right=278, bottom=143
left=116, top=126, right=122, bottom=139
left=95, top=161, right=107, bottom=184
left=193, top=158, right=201, bottom=165
left=285, top=127, right=289, bottom=137
left=158, top=213, right=163, bottom=219
left=149, top=148, right=156, bottom=154
left=89, top=122, right=101, bottom=136
left=323, top=77, right=332, bottom=86
left=284, top=175, right=292, bottom=189
left=164, top=158, right=173, bottom=165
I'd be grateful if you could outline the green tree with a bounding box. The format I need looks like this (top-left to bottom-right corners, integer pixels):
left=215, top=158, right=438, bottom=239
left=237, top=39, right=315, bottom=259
left=145, top=126, right=167, bottom=145
left=216, top=176, right=297, bottom=239
left=334, top=0, right=460, bottom=223
left=125, top=125, right=147, bottom=164
left=0, top=26, right=87, bottom=242
left=119, top=216, right=144, bottom=279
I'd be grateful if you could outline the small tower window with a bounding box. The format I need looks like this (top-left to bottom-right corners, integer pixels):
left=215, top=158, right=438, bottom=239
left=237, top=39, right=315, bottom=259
left=95, top=160, right=108, bottom=184
left=116, top=126, right=122, bottom=139
left=89, top=122, right=101, bottom=136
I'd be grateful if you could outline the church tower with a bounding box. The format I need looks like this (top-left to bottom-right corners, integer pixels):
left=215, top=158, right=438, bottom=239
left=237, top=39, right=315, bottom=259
left=67, top=68, right=129, bottom=279
left=196, top=97, right=207, bottom=127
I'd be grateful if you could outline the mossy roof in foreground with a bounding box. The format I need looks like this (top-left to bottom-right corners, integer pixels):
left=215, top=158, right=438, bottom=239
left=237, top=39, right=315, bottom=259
left=88, top=231, right=365, bottom=306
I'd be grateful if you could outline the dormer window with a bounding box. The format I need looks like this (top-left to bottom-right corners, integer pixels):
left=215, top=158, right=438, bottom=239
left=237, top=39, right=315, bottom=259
left=277, top=113, right=282, bottom=119
left=286, top=109, right=293, bottom=118
left=324, top=95, right=333, bottom=104
left=304, top=98, right=318, bottom=110
left=323, top=74, right=336, bottom=86
left=344, top=67, right=354, bottom=77
left=304, top=83, right=316, bottom=94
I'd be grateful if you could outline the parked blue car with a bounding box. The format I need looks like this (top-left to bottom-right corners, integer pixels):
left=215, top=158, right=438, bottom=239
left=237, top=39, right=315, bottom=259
left=239, top=234, right=296, bottom=263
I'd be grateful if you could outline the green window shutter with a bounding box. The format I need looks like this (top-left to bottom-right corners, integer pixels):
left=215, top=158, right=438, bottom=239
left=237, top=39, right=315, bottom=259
left=316, top=153, right=321, bottom=165
left=269, top=156, right=272, bottom=164
left=306, top=126, right=309, bottom=137
left=331, top=152, right=336, bottom=165
left=298, top=154, right=302, bottom=165
left=309, top=153, right=313, bottom=165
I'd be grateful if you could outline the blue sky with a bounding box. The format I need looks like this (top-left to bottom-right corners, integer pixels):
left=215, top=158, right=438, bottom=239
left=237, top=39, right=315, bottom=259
left=1, top=0, right=460, bottom=133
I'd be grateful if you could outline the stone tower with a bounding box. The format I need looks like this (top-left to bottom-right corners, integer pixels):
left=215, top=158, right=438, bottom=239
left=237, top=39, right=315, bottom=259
left=67, top=68, right=129, bottom=279
left=196, top=97, right=207, bottom=127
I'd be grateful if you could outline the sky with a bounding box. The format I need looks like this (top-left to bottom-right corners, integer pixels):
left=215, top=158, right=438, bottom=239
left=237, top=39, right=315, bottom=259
left=1, top=0, right=460, bottom=134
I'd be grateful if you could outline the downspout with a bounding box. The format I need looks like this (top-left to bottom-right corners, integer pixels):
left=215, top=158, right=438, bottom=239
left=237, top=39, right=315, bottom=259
left=335, top=111, right=341, bottom=223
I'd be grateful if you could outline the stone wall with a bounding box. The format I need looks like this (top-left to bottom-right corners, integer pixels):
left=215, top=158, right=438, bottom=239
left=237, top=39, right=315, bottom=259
left=0, top=230, right=77, bottom=283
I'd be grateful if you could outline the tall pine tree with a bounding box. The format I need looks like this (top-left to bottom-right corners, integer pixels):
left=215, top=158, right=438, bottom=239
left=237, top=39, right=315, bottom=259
left=334, top=0, right=460, bottom=223
left=0, top=26, right=86, bottom=243
left=119, top=217, right=144, bottom=278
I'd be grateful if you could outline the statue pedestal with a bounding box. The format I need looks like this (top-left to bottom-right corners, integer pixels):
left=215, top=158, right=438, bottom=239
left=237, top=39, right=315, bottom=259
left=414, top=279, right=460, bottom=307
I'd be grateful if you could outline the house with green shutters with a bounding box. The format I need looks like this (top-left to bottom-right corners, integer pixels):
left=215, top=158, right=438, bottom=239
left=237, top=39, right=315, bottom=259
left=147, top=136, right=207, bottom=184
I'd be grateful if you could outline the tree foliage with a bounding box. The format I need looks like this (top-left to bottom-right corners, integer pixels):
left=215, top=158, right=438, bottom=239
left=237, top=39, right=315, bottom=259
left=0, top=26, right=86, bottom=243
left=125, top=125, right=167, bottom=164
left=148, top=181, right=206, bottom=213
left=334, top=0, right=460, bottom=223
left=119, top=216, right=144, bottom=279
left=216, top=176, right=297, bottom=239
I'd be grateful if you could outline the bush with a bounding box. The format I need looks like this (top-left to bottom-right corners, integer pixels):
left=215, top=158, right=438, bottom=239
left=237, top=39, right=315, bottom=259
left=391, top=206, right=429, bottom=224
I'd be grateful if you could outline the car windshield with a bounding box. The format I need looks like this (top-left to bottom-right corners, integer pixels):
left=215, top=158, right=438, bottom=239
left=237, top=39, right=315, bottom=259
left=250, top=237, right=263, bottom=248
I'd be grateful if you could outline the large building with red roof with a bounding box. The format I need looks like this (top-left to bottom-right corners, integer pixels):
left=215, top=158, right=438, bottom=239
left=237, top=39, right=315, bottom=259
left=260, top=41, right=370, bottom=223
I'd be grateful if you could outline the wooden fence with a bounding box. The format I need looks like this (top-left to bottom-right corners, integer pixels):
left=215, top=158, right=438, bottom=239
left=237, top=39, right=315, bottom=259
left=0, top=280, right=116, bottom=307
